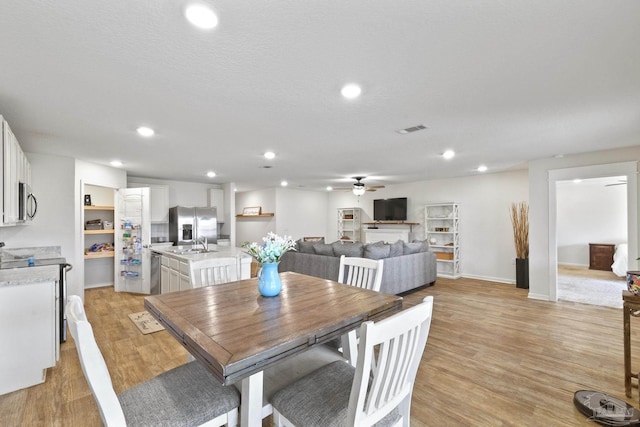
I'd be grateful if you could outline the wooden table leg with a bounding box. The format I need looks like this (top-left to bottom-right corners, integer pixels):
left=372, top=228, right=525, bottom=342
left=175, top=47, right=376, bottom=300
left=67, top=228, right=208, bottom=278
left=625, top=301, right=632, bottom=397
left=240, top=371, right=263, bottom=427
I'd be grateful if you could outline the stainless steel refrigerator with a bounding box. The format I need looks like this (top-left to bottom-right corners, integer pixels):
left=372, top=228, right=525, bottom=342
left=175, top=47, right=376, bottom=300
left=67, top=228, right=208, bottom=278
left=169, top=206, right=218, bottom=246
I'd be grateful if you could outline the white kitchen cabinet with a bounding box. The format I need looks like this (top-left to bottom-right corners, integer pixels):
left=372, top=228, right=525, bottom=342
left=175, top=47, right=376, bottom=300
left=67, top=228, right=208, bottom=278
left=128, top=183, right=169, bottom=223
left=2, top=116, right=30, bottom=226
left=0, top=276, right=57, bottom=395
left=209, top=188, right=225, bottom=223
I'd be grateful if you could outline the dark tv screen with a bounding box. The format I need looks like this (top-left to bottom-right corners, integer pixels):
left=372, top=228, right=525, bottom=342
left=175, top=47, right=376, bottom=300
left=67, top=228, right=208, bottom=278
left=373, top=197, right=407, bottom=221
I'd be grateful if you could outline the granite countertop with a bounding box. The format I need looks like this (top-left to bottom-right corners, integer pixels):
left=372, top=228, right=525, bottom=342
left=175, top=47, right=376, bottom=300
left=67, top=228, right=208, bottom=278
left=152, top=244, right=252, bottom=262
left=0, top=265, right=60, bottom=287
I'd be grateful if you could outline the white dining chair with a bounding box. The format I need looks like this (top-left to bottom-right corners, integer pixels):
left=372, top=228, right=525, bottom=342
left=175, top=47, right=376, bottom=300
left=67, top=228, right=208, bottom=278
left=65, top=295, right=240, bottom=427
left=189, top=256, right=239, bottom=288
left=337, top=255, right=384, bottom=365
left=338, top=254, right=384, bottom=291
left=271, top=296, right=434, bottom=427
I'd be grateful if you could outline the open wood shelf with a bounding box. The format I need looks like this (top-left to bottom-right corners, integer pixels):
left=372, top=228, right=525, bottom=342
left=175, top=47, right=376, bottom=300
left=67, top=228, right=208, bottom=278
left=84, top=205, right=114, bottom=210
left=235, top=213, right=274, bottom=217
left=84, top=229, right=115, bottom=235
left=84, top=252, right=115, bottom=259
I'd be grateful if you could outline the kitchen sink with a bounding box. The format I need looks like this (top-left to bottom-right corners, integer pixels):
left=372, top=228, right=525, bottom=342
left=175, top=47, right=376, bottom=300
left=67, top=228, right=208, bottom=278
left=166, top=248, right=215, bottom=255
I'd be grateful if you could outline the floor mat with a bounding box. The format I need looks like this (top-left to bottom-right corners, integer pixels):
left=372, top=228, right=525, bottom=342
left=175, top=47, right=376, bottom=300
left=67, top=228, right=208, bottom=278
left=127, top=311, right=165, bottom=334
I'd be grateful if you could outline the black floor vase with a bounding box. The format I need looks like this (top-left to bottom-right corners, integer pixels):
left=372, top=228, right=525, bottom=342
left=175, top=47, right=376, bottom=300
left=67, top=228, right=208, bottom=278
left=516, top=258, right=529, bottom=289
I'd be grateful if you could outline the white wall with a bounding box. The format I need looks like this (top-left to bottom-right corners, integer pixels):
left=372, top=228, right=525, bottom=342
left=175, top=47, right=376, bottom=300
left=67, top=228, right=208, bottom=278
left=326, top=170, right=530, bottom=283
left=235, top=188, right=277, bottom=245
left=557, top=178, right=627, bottom=266
left=275, top=188, right=329, bottom=240
left=529, top=146, right=640, bottom=301
left=234, top=187, right=330, bottom=245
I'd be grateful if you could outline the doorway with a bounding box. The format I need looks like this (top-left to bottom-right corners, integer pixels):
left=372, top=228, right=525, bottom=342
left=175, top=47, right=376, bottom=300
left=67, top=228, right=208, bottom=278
left=548, top=162, right=637, bottom=303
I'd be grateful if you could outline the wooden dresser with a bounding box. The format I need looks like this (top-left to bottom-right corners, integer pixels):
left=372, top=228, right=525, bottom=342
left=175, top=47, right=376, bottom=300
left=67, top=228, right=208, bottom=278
left=589, top=243, right=616, bottom=271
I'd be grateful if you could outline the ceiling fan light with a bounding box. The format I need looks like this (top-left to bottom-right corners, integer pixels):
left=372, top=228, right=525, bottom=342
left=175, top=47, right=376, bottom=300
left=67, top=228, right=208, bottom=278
left=352, top=185, right=366, bottom=196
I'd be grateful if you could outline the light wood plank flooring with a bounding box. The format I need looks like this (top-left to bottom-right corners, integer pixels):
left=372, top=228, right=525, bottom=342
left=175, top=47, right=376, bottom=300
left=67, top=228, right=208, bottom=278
left=1, top=276, right=639, bottom=426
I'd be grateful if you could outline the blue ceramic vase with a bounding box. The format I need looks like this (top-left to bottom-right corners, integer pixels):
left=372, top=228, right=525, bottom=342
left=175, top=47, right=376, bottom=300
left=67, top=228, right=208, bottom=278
left=258, top=262, right=282, bottom=297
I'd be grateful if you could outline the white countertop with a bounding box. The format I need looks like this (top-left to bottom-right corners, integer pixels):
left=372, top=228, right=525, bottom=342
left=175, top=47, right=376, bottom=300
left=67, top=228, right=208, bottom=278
left=153, top=244, right=252, bottom=262
left=0, top=265, right=60, bottom=287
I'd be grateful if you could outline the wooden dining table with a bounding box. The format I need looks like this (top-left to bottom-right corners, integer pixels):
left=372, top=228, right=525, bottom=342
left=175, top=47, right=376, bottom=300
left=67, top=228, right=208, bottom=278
left=144, top=271, right=403, bottom=427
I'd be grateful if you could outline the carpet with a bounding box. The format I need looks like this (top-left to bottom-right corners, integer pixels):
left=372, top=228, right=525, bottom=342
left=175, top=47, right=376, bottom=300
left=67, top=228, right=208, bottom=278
left=557, top=274, right=626, bottom=309
left=128, top=311, right=165, bottom=334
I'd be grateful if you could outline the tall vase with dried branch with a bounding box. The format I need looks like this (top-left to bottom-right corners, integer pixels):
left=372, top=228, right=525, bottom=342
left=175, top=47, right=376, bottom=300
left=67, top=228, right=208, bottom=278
left=510, top=202, right=529, bottom=289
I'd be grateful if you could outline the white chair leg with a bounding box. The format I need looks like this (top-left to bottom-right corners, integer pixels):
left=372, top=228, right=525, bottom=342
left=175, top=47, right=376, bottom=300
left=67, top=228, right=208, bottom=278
left=398, top=394, right=411, bottom=427
left=341, top=330, right=358, bottom=367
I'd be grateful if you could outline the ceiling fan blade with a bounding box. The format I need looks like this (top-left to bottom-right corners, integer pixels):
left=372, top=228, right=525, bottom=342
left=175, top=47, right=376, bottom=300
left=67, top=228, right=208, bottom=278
left=367, top=185, right=385, bottom=189
left=605, top=183, right=627, bottom=186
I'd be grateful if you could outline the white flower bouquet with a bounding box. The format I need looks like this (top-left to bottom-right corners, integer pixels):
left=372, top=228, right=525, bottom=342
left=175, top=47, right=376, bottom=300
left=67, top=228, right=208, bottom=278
left=243, top=232, right=296, bottom=264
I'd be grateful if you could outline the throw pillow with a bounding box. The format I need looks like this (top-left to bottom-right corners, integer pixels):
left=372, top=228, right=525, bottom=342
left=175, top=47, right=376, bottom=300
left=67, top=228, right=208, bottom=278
left=412, top=239, right=430, bottom=252
left=388, top=240, right=404, bottom=257
left=297, top=239, right=317, bottom=254
left=331, top=241, right=364, bottom=257
left=403, top=241, right=423, bottom=255
left=364, top=242, right=391, bottom=260
left=313, top=243, right=335, bottom=256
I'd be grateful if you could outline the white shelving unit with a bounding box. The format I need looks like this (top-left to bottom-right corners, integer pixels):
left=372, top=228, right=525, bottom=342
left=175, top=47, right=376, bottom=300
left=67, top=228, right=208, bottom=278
left=424, top=202, right=460, bottom=279
left=337, top=207, right=361, bottom=242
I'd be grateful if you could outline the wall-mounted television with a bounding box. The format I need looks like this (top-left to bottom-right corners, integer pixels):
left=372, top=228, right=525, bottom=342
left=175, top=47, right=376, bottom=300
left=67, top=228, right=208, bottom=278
left=373, top=197, right=407, bottom=221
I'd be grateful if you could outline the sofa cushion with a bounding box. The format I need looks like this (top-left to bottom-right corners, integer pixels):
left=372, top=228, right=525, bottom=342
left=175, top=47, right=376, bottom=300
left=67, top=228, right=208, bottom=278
left=412, top=239, right=430, bottom=252
left=331, top=241, right=364, bottom=258
left=364, top=241, right=391, bottom=260
left=313, top=243, right=335, bottom=256
left=297, top=238, right=323, bottom=254
left=388, top=240, right=404, bottom=257
left=403, top=241, right=423, bottom=255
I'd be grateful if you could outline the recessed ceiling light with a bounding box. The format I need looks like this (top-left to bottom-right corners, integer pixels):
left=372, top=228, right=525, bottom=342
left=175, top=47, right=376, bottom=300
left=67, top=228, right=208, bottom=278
left=264, top=151, right=276, bottom=160
left=206, top=171, right=216, bottom=178
left=185, top=4, right=218, bottom=29
left=442, top=150, right=455, bottom=160
left=110, top=160, right=123, bottom=167
left=326, top=186, right=333, bottom=191
left=477, top=165, right=488, bottom=172
left=136, top=126, right=154, bottom=137
left=341, top=83, right=362, bottom=99
left=281, top=180, right=288, bottom=187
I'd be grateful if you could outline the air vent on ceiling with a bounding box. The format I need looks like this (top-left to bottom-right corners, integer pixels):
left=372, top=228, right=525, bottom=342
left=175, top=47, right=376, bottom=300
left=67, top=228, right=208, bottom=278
left=396, top=124, right=428, bottom=134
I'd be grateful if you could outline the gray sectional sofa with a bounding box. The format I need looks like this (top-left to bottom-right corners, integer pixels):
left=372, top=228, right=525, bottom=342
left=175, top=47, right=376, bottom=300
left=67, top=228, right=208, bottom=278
left=278, top=239, right=437, bottom=295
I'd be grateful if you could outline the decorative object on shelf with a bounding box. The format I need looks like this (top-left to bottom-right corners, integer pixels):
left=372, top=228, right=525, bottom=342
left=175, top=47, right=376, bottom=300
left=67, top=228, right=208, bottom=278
left=243, top=232, right=296, bottom=297
left=510, top=201, right=529, bottom=289
left=242, top=206, right=262, bottom=216
left=84, top=194, right=92, bottom=206
left=627, top=271, right=640, bottom=295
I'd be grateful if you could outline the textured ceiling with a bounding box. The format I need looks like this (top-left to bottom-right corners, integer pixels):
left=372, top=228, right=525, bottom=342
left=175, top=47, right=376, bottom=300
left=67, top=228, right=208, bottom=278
left=0, top=1, right=639, bottom=191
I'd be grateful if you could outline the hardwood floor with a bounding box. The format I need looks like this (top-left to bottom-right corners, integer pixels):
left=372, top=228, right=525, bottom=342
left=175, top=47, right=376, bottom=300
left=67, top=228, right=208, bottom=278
left=1, top=276, right=639, bottom=426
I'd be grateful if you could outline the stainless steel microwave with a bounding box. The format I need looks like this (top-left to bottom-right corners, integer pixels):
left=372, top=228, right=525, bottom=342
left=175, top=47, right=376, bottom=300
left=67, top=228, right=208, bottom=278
left=18, top=182, right=37, bottom=222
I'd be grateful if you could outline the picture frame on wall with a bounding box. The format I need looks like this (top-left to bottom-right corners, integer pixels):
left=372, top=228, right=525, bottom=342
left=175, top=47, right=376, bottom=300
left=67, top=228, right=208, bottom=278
left=242, top=206, right=262, bottom=216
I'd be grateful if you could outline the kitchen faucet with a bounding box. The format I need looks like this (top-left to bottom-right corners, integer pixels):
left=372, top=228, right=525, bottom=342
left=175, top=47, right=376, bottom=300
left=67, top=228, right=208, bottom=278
left=196, top=236, right=208, bottom=252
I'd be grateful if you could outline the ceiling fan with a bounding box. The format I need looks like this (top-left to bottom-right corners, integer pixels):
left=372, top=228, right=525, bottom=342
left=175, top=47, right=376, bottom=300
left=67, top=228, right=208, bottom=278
left=605, top=179, right=627, bottom=187
left=333, top=177, right=385, bottom=195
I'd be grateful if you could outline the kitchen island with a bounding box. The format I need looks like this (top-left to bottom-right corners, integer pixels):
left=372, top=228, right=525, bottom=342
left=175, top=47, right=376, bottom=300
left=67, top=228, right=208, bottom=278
left=152, top=244, right=252, bottom=294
